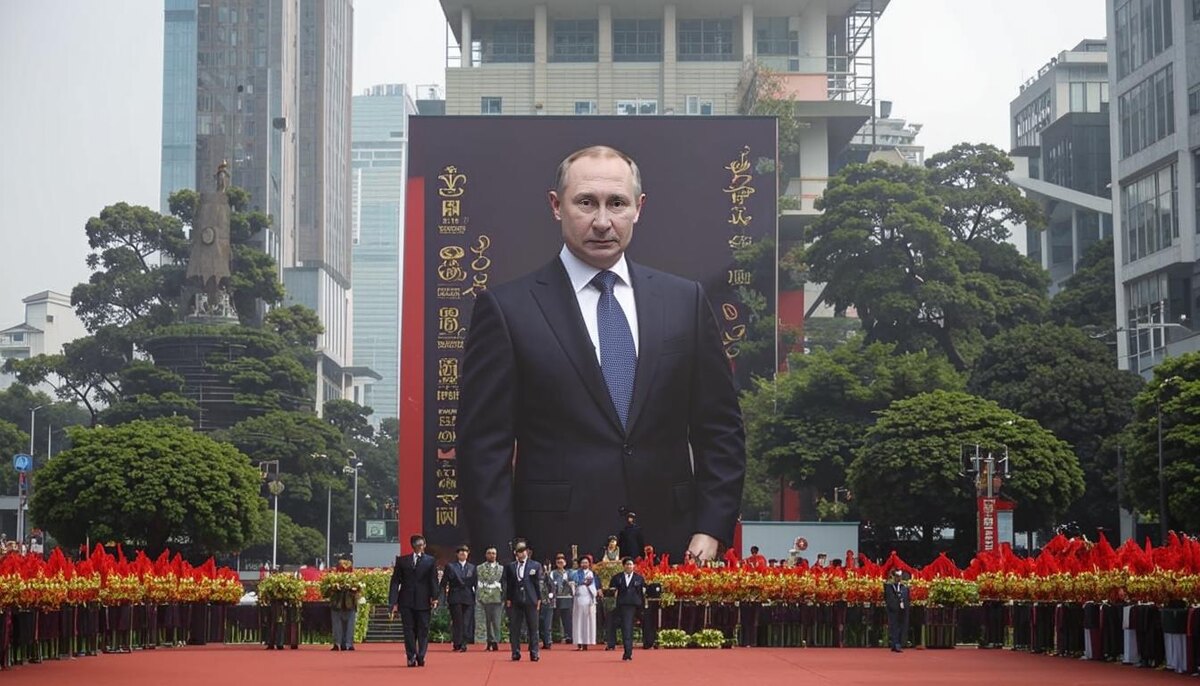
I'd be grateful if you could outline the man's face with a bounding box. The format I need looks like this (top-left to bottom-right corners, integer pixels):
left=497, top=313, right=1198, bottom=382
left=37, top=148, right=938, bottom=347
left=457, top=550, right=468, bottom=562
left=515, top=548, right=528, bottom=562
left=555, top=557, right=566, bottom=569
left=485, top=548, right=497, bottom=562
left=580, top=559, right=590, bottom=570
left=549, top=154, right=645, bottom=269
left=413, top=539, right=426, bottom=553
left=623, top=561, right=635, bottom=574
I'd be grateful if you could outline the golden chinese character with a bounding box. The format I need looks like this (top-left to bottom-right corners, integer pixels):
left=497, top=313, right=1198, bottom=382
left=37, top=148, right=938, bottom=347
left=728, top=207, right=752, bottom=227
left=727, top=269, right=752, bottom=286
left=727, top=186, right=756, bottom=206
left=721, top=303, right=739, bottom=321
left=437, top=246, right=468, bottom=283
left=438, top=166, right=467, bottom=198
left=438, top=307, right=461, bottom=335
left=438, top=358, right=459, bottom=385
left=724, top=146, right=753, bottom=187
left=436, top=493, right=459, bottom=505
left=442, top=199, right=461, bottom=218
left=438, top=477, right=458, bottom=490
left=435, top=507, right=459, bottom=527
left=436, top=429, right=456, bottom=444
left=728, top=235, right=753, bottom=249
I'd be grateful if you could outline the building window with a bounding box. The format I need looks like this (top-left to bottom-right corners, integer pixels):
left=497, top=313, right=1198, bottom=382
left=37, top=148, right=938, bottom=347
left=474, top=20, right=534, bottom=64
left=754, top=17, right=796, bottom=55
left=10, top=333, right=23, bottom=343
left=1121, top=163, right=1178, bottom=262
left=1118, top=64, right=1174, bottom=158
left=1014, top=91, right=1052, bottom=147
left=685, top=96, right=714, bottom=115
left=613, top=19, right=662, bottom=62
left=1069, top=81, right=1109, bottom=113
left=574, top=100, right=597, bottom=115
left=45, top=315, right=54, bottom=323
left=616, top=99, right=657, bottom=116
left=1126, top=271, right=1170, bottom=366
left=678, top=19, right=734, bottom=62
left=1190, top=84, right=1200, bottom=115
left=552, top=20, right=597, bottom=62
left=481, top=97, right=502, bottom=115
left=1193, top=0, right=1200, bottom=20
left=1114, top=0, right=1172, bottom=79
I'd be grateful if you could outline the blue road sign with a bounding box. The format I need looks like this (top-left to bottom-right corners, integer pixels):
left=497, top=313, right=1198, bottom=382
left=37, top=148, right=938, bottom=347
left=12, top=453, right=32, bottom=473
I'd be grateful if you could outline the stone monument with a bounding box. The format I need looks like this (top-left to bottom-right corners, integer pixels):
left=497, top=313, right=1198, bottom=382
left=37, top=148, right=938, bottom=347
left=185, top=161, right=237, bottom=322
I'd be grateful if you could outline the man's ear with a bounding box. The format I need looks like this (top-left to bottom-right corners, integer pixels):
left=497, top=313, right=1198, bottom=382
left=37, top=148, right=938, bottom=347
left=633, top=193, right=646, bottom=223
left=548, top=190, right=562, bottom=220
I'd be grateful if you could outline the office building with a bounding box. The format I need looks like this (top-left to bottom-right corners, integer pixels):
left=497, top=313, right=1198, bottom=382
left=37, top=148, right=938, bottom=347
left=351, top=84, right=419, bottom=423
left=160, top=0, right=364, bottom=407
left=1007, top=39, right=1113, bottom=294
left=1105, top=1, right=1200, bottom=374
left=837, top=99, right=924, bottom=169
left=0, top=292, right=88, bottom=393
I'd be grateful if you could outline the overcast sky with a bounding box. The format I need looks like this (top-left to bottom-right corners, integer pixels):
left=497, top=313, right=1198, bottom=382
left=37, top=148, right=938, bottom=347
left=0, top=0, right=1106, bottom=328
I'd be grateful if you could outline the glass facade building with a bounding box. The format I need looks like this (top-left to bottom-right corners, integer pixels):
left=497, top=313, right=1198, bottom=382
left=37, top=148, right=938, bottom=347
left=350, top=85, right=416, bottom=422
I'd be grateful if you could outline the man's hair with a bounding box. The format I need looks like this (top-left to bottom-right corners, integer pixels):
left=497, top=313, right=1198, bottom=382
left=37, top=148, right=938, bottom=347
left=750, top=546, right=760, bottom=554
left=410, top=534, right=425, bottom=547
left=484, top=546, right=497, bottom=555
left=554, top=145, right=643, bottom=198
left=456, top=544, right=470, bottom=553
left=621, top=556, right=635, bottom=565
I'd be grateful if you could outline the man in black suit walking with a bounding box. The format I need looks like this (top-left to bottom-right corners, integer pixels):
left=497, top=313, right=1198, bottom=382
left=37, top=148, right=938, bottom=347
left=503, top=540, right=542, bottom=662
left=458, top=144, right=746, bottom=564
left=388, top=534, right=439, bottom=667
left=884, top=568, right=911, bottom=653
left=609, top=557, right=645, bottom=660
left=441, top=544, right=477, bottom=652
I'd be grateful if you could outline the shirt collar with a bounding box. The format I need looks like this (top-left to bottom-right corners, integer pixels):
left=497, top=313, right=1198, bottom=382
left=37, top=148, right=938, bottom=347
left=559, top=245, right=631, bottom=295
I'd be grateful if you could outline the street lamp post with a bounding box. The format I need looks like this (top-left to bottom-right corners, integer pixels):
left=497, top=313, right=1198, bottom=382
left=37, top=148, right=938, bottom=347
left=343, top=453, right=361, bottom=547
left=258, top=460, right=282, bottom=568
left=1156, top=376, right=1182, bottom=544
left=17, top=405, right=44, bottom=544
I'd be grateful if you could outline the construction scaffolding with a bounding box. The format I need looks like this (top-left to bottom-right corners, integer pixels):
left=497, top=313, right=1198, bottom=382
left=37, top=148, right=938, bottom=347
left=828, top=0, right=887, bottom=106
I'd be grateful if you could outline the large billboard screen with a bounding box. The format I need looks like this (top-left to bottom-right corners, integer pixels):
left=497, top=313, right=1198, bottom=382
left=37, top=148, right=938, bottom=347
left=401, top=116, right=778, bottom=554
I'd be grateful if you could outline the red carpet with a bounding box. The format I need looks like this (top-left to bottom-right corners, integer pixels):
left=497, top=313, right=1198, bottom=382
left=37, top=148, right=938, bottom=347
left=0, top=644, right=1188, bottom=685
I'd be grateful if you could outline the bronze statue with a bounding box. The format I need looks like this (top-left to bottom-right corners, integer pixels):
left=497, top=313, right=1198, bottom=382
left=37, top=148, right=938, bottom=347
left=185, top=162, right=236, bottom=320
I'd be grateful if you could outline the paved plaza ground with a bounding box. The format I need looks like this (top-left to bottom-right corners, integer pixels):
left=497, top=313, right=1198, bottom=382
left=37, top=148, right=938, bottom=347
left=0, top=643, right=1193, bottom=685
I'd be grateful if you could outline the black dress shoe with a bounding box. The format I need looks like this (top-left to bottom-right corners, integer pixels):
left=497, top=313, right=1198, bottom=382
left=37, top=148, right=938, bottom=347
left=417, top=657, right=425, bottom=667
left=511, top=654, right=521, bottom=661
left=542, top=643, right=552, bottom=650
left=605, top=646, right=615, bottom=651
left=331, top=645, right=340, bottom=651
left=531, top=654, right=539, bottom=662
left=407, top=659, right=416, bottom=667
left=623, top=654, right=632, bottom=661
left=345, top=646, right=354, bottom=651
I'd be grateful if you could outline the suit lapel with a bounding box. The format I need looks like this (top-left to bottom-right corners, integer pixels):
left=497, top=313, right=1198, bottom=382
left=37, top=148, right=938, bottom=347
left=625, top=262, right=662, bottom=436
left=530, top=259, right=623, bottom=432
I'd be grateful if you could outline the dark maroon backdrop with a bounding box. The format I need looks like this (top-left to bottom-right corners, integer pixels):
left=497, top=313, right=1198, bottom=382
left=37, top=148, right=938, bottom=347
left=400, top=116, right=778, bottom=552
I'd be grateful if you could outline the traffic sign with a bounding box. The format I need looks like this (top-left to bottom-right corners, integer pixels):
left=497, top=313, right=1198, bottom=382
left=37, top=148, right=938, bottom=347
left=12, top=454, right=32, bottom=473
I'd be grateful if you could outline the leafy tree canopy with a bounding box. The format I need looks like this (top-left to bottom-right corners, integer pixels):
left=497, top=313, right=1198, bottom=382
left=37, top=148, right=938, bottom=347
left=742, top=338, right=963, bottom=504
left=968, top=323, right=1143, bottom=535
left=848, top=390, right=1084, bottom=558
left=29, top=419, right=264, bottom=554
left=1050, top=237, right=1117, bottom=330
left=1123, top=352, right=1200, bottom=532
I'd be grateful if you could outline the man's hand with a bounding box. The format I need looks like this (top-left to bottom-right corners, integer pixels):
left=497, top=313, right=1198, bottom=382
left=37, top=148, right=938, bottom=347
left=431, top=599, right=439, bottom=610
left=505, top=600, right=511, bottom=608
left=389, top=604, right=398, bottom=619
left=687, top=533, right=720, bottom=562
left=535, top=601, right=541, bottom=611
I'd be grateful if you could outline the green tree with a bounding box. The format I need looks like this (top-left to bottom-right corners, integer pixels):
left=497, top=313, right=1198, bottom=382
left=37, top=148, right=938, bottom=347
left=0, top=419, right=29, bottom=496
left=99, top=361, right=200, bottom=425
left=0, top=384, right=89, bottom=457
left=240, top=509, right=326, bottom=566
left=29, top=419, right=264, bottom=554
left=968, top=323, right=1143, bottom=536
left=265, top=305, right=324, bottom=349
left=1122, top=352, right=1200, bottom=532
left=323, top=399, right=374, bottom=443
left=802, top=147, right=1049, bottom=370
left=848, top=390, right=1084, bottom=557
left=741, top=338, right=963, bottom=514
left=4, top=330, right=130, bottom=425
left=70, top=202, right=190, bottom=333
left=1050, top=237, right=1117, bottom=330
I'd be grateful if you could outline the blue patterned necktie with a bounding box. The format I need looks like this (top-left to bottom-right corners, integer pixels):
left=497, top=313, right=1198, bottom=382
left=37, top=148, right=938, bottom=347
left=592, top=270, right=636, bottom=429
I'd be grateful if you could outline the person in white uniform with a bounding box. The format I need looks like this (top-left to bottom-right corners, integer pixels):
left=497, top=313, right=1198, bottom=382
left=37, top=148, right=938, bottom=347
left=571, top=556, right=597, bottom=649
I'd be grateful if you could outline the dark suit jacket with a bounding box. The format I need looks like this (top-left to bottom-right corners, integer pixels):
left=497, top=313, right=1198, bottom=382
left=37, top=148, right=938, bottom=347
left=458, top=257, right=745, bottom=561
left=884, top=582, right=910, bottom=613
left=441, top=560, right=477, bottom=605
left=609, top=571, right=646, bottom=607
left=503, top=558, right=542, bottom=606
left=388, top=553, right=440, bottom=610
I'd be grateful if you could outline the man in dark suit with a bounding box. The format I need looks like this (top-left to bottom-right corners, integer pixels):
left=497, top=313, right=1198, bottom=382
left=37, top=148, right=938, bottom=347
left=616, top=510, right=645, bottom=561
left=884, top=568, right=911, bottom=653
left=388, top=534, right=440, bottom=667
left=609, top=557, right=645, bottom=660
left=503, top=540, right=542, bottom=661
left=458, top=144, right=746, bottom=565
left=441, top=544, right=477, bottom=652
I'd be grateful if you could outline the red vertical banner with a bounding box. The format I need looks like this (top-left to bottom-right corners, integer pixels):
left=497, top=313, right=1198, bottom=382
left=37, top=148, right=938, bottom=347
left=978, top=496, right=997, bottom=553
left=398, top=177, right=426, bottom=543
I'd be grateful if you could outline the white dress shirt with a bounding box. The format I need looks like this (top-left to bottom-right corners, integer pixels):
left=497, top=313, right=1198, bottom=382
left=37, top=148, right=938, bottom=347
left=558, top=245, right=640, bottom=364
